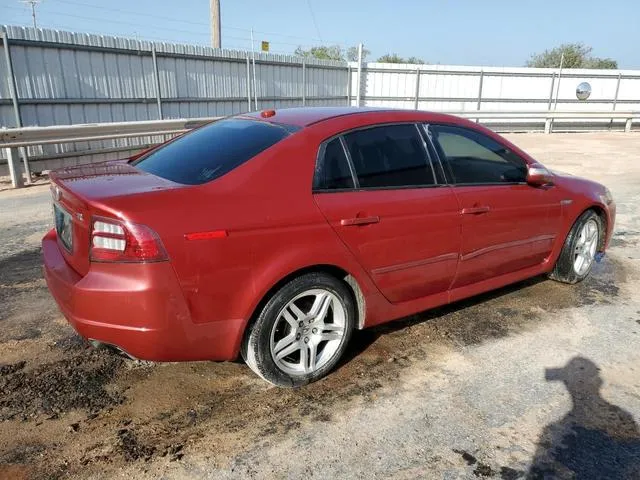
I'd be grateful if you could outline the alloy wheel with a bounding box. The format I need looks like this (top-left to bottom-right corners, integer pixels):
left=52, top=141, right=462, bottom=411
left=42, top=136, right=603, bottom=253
left=269, top=289, right=346, bottom=376
left=573, top=219, right=599, bottom=276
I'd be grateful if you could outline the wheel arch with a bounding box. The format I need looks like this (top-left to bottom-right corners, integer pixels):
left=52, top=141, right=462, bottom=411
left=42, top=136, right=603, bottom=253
left=241, top=264, right=367, bottom=349
left=586, top=204, right=608, bottom=251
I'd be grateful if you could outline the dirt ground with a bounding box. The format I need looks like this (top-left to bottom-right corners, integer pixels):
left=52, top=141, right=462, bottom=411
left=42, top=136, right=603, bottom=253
left=0, top=132, right=639, bottom=479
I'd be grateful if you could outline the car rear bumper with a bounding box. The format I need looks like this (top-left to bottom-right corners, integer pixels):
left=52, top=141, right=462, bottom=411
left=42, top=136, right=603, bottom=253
left=42, top=229, right=245, bottom=361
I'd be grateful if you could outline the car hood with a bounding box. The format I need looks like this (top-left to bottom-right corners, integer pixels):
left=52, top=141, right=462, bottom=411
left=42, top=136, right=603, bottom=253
left=550, top=168, right=608, bottom=200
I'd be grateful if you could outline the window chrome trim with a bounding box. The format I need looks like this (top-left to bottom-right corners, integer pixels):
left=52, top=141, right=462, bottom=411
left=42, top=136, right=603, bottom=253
left=413, top=123, right=438, bottom=185
left=313, top=121, right=442, bottom=193
left=339, top=135, right=360, bottom=189
left=340, top=122, right=437, bottom=191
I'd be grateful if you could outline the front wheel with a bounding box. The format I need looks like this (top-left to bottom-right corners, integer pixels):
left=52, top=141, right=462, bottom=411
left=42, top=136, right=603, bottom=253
left=242, top=273, right=355, bottom=387
left=549, top=210, right=603, bottom=284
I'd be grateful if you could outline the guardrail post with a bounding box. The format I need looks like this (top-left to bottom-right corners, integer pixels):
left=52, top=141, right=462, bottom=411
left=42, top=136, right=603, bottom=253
left=2, top=28, right=31, bottom=186
left=545, top=118, right=553, bottom=134
left=6, top=147, right=24, bottom=188
left=414, top=68, right=420, bottom=110
left=625, top=117, right=633, bottom=133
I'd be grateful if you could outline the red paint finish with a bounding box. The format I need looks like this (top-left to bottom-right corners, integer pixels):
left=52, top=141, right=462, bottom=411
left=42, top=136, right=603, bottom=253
left=451, top=184, right=562, bottom=287
left=314, top=188, right=460, bottom=303
left=42, top=107, right=616, bottom=362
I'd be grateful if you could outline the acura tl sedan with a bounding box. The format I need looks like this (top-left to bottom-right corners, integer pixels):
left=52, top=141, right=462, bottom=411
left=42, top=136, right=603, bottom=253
left=43, top=107, right=615, bottom=387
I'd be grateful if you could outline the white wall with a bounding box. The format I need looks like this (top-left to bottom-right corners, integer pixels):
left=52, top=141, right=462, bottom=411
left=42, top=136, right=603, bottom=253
left=350, top=62, right=640, bottom=130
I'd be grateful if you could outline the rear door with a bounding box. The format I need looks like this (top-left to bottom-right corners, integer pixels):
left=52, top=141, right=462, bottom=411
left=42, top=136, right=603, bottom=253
left=426, top=124, right=562, bottom=289
left=313, top=123, right=461, bottom=304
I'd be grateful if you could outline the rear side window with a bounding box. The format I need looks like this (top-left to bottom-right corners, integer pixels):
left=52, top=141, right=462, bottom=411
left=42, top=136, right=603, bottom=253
left=430, top=125, right=527, bottom=184
left=343, top=124, right=434, bottom=188
left=132, top=119, right=293, bottom=185
left=313, top=138, right=355, bottom=190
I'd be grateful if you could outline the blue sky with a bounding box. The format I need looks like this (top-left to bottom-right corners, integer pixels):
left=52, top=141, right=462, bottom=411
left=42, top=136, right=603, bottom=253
left=1, top=0, right=637, bottom=67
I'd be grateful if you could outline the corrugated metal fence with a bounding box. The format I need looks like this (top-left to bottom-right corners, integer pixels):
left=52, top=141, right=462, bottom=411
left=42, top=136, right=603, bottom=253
left=0, top=25, right=349, bottom=172
left=2, top=25, right=640, bottom=176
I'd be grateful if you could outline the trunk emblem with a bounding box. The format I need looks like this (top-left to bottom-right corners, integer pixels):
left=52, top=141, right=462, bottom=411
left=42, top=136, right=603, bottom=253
left=76, top=212, right=84, bottom=221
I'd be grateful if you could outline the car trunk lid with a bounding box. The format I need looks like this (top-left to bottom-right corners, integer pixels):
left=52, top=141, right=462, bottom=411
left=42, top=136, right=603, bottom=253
left=49, top=161, right=182, bottom=276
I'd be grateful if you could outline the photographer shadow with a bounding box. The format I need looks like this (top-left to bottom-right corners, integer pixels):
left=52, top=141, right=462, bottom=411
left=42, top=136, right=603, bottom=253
left=528, top=357, right=640, bottom=479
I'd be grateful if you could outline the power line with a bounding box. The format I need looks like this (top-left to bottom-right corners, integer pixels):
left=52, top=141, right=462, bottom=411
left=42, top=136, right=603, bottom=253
left=4, top=3, right=355, bottom=51
left=19, top=0, right=42, bottom=28
left=305, top=0, right=323, bottom=42
left=49, top=0, right=347, bottom=45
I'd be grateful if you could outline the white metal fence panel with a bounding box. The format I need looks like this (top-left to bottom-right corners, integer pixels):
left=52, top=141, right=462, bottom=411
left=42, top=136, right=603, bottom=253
left=352, top=62, right=640, bottom=129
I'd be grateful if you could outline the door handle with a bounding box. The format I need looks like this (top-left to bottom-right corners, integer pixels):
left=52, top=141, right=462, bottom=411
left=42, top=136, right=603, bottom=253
left=461, top=206, right=490, bottom=215
left=340, top=216, right=380, bottom=226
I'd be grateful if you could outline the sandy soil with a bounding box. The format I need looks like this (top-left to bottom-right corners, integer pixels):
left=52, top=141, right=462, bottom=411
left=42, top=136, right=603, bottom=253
left=0, top=133, right=639, bottom=479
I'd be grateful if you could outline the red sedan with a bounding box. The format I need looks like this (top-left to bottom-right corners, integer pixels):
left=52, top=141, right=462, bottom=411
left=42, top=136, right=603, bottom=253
left=43, top=107, right=615, bottom=387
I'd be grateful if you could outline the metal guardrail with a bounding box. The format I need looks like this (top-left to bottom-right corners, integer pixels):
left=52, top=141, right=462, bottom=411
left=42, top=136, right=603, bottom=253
left=0, top=117, right=218, bottom=148
left=1, top=111, right=638, bottom=189
left=1, top=117, right=219, bottom=188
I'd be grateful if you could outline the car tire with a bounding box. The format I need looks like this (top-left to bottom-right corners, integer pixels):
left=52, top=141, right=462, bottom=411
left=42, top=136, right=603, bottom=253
left=549, top=209, right=603, bottom=284
left=241, top=272, right=355, bottom=387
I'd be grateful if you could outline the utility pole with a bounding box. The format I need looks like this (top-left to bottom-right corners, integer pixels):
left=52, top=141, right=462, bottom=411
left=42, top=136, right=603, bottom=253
left=20, top=0, right=41, bottom=29
left=210, top=0, right=221, bottom=48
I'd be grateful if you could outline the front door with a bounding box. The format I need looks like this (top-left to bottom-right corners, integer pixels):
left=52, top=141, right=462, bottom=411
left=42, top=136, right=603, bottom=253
left=427, top=124, right=562, bottom=288
left=313, top=123, right=461, bottom=304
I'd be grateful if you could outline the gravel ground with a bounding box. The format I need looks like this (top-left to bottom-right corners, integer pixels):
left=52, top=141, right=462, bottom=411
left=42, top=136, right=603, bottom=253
left=0, top=133, right=639, bottom=479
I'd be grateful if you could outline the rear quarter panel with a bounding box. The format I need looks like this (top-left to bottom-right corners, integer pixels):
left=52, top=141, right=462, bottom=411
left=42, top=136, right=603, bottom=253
left=101, top=130, right=379, bottom=334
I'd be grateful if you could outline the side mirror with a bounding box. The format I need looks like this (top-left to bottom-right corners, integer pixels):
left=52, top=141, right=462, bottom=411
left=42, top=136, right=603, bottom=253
left=526, top=164, right=553, bottom=187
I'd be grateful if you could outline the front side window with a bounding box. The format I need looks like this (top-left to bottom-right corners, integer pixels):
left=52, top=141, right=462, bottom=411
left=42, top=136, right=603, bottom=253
left=132, top=118, right=294, bottom=185
left=429, top=125, right=527, bottom=185
left=343, top=124, right=435, bottom=188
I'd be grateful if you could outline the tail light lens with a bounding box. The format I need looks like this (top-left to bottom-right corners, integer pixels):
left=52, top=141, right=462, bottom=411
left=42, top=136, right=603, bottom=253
left=90, top=217, right=168, bottom=263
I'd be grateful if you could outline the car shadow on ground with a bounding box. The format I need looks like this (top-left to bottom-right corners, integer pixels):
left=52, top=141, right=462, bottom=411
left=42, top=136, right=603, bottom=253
left=339, top=275, right=548, bottom=367
left=527, top=356, right=640, bottom=479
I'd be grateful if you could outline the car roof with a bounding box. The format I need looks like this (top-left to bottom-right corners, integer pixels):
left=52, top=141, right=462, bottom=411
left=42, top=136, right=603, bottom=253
left=239, top=107, right=404, bottom=127
left=238, top=106, right=476, bottom=130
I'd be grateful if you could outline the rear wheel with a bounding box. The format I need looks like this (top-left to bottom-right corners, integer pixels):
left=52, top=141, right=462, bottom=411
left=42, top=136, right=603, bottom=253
left=549, top=210, right=602, bottom=284
left=242, top=273, right=355, bottom=387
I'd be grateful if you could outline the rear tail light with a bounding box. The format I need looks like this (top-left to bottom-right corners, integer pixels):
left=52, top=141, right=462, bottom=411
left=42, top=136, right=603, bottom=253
left=90, top=217, right=168, bottom=263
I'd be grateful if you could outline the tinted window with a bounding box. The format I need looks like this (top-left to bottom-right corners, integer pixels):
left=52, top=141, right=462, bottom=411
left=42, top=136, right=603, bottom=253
left=313, top=138, right=355, bottom=190
left=133, top=119, right=292, bottom=185
left=430, top=125, right=527, bottom=184
left=343, top=124, right=434, bottom=188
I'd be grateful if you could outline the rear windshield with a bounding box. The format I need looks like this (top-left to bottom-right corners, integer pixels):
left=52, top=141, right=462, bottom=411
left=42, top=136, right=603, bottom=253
left=132, top=118, right=294, bottom=185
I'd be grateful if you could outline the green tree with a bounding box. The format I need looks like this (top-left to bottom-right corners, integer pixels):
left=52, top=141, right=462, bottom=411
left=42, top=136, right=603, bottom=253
left=584, top=57, right=618, bottom=69
left=526, top=43, right=617, bottom=69
left=346, top=45, right=371, bottom=62
left=294, top=45, right=344, bottom=61
left=377, top=53, right=425, bottom=64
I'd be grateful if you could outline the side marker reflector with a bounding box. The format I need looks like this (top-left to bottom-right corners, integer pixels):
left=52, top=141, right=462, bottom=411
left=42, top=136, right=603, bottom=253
left=184, top=230, right=228, bottom=241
